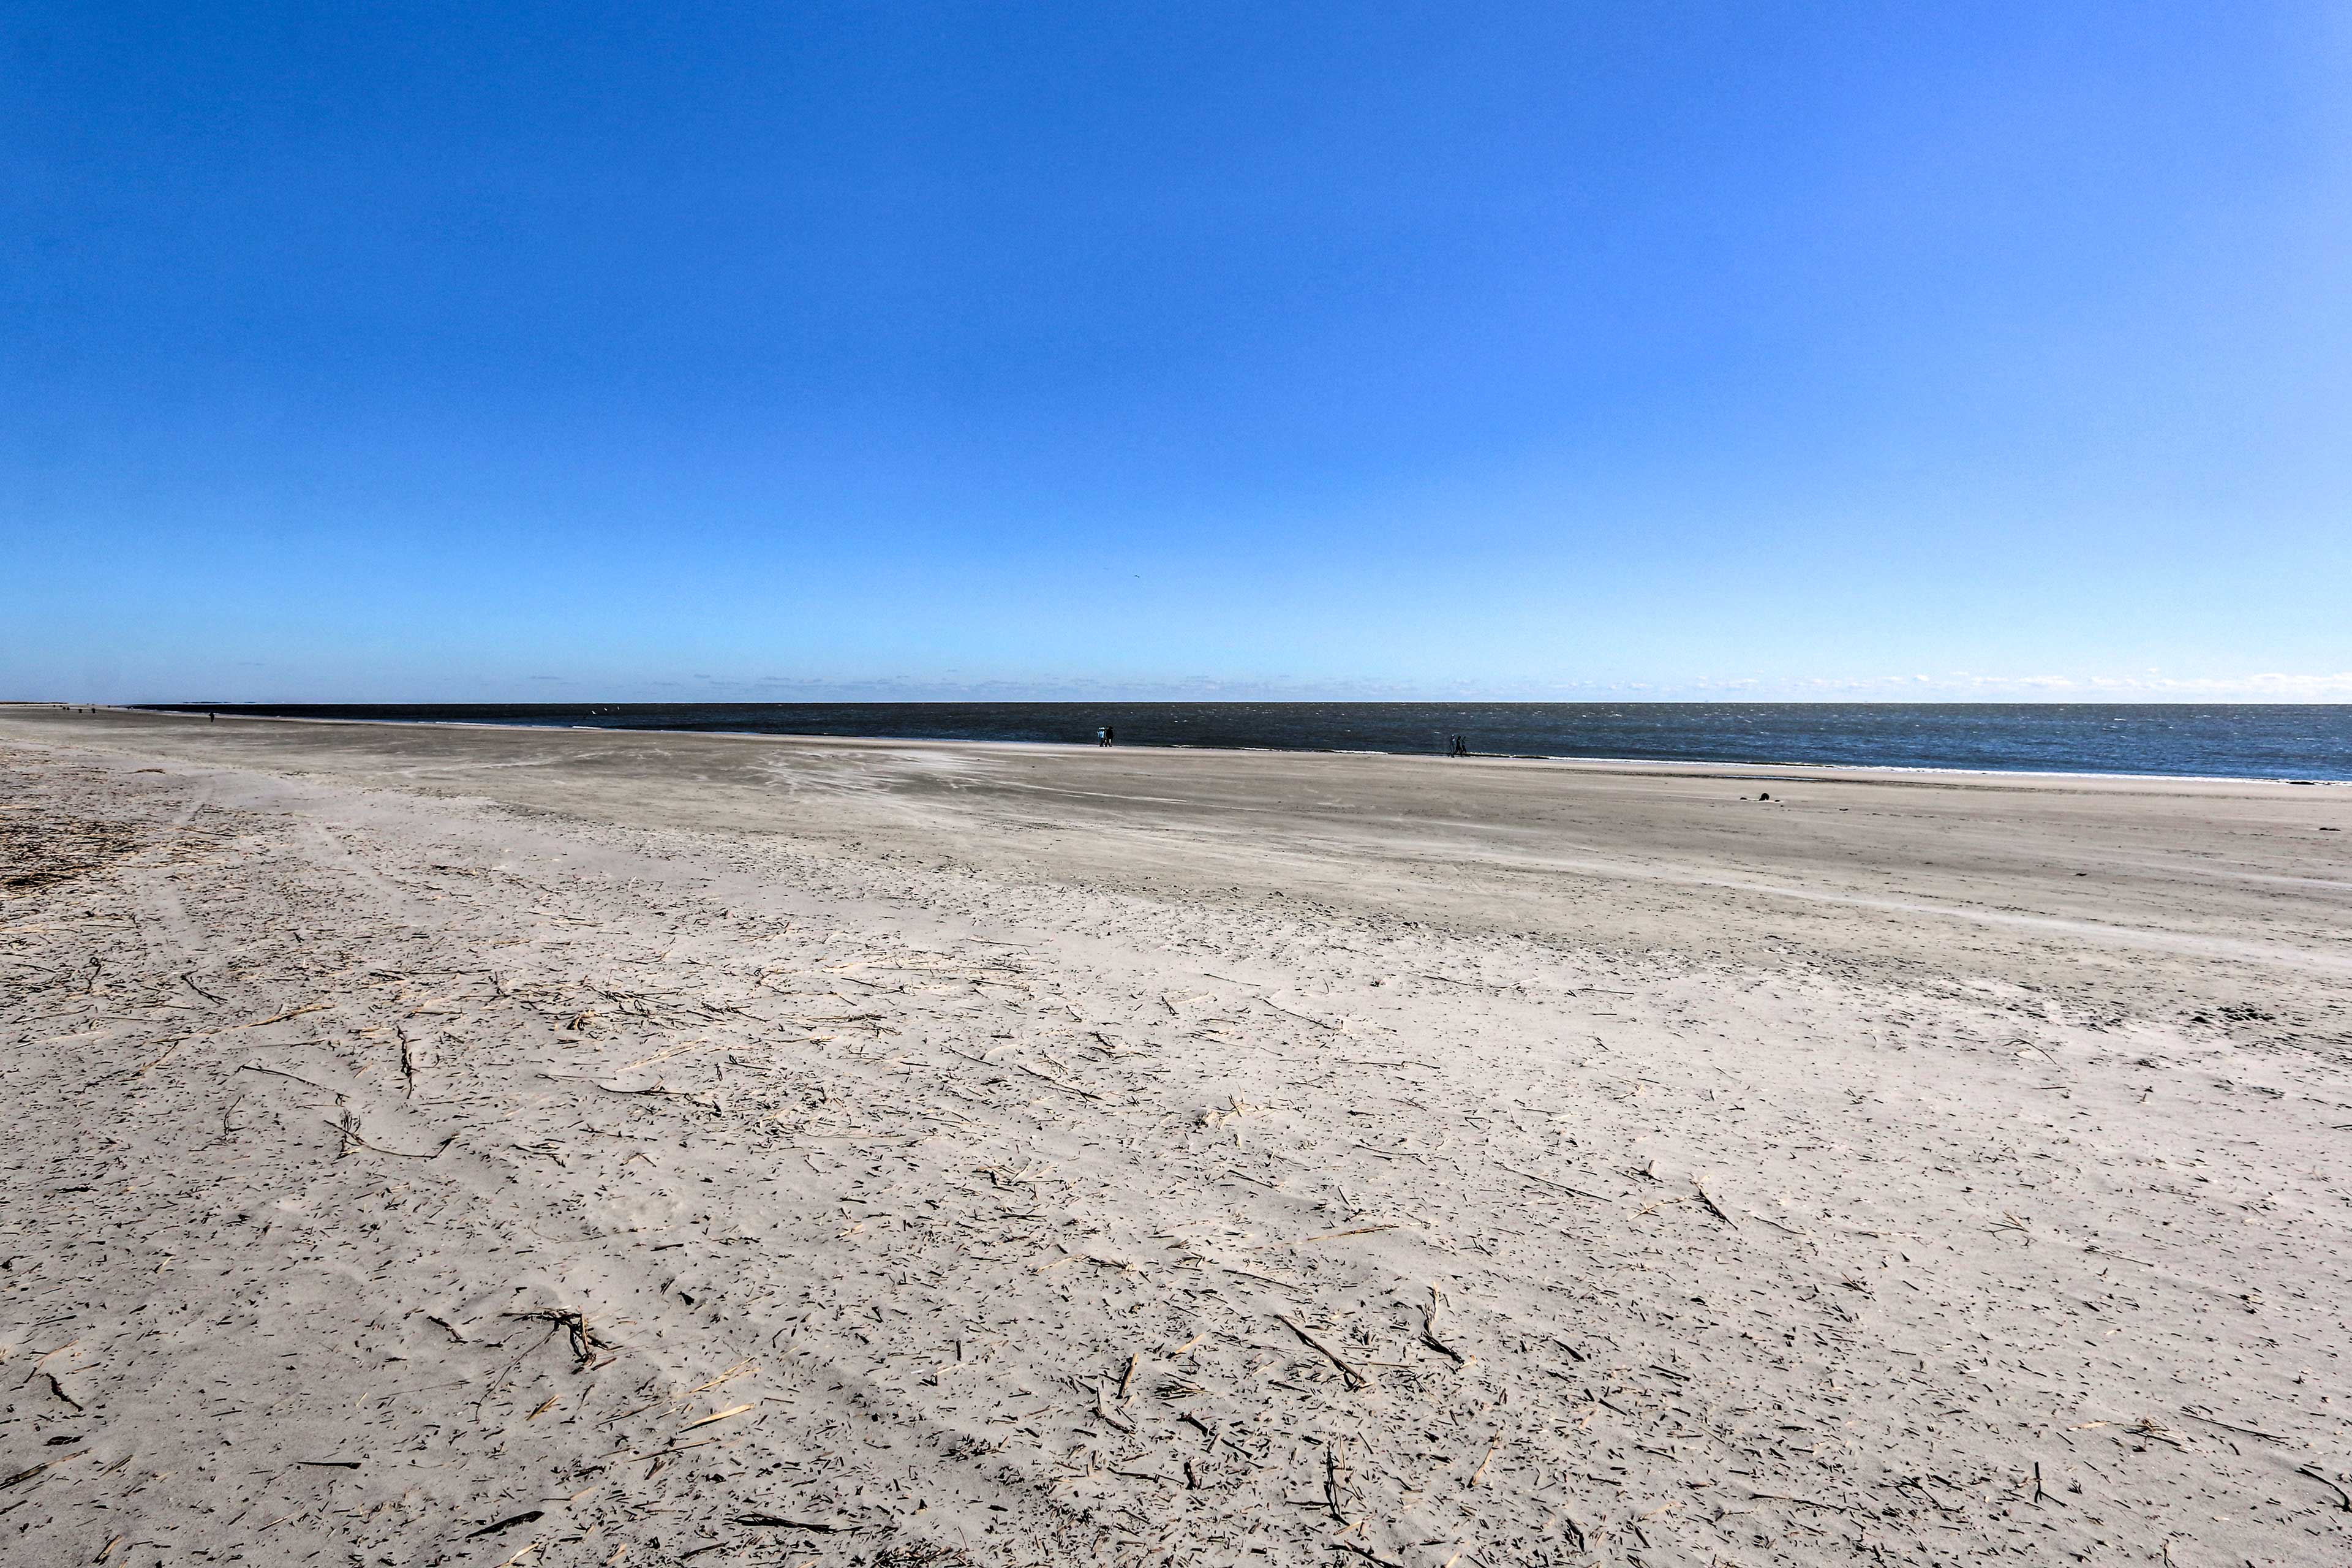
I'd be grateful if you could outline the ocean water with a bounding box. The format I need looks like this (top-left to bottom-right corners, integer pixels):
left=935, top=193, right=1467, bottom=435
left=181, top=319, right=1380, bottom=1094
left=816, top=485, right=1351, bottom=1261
left=135, top=702, right=2352, bottom=781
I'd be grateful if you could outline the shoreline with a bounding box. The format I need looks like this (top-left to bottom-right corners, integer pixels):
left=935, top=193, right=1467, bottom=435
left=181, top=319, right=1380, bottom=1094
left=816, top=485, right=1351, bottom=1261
left=104, top=700, right=2352, bottom=788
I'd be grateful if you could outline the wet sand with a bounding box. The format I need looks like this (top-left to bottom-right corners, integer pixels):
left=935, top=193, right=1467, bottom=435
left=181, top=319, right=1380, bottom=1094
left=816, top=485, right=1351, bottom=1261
left=3, top=704, right=2350, bottom=1566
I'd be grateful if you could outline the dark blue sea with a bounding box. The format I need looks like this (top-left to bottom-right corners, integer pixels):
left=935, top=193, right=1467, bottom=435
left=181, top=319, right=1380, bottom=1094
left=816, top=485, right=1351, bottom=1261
left=134, top=703, right=2352, bottom=782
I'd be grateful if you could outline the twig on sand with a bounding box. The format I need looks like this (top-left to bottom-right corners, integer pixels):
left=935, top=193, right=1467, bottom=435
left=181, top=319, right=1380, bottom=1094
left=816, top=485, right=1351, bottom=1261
left=1092, top=1379, right=1136, bottom=1433
left=1322, top=1442, right=1354, bottom=1525
left=130, top=1035, right=193, bottom=1078
left=1693, top=1178, right=1738, bottom=1229
left=2299, top=1465, right=2352, bottom=1512
left=466, top=1510, right=545, bottom=1540
left=1, top=1452, right=83, bottom=1489
left=1278, top=1224, right=1406, bottom=1248
left=1743, top=1488, right=1849, bottom=1512
left=232, top=1001, right=332, bottom=1030
left=1416, top=971, right=1511, bottom=993
left=1261, top=998, right=1347, bottom=1033
left=2125, top=1418, right=2188, bottom=1450
left=544, top=1072, right=711, bottom=1103
left=1419, top=1284, right=1469, bottom=1367
left=237, top=1061, right=334, bottom=1093
left=1276, top=1314, right=1374, bottom=1392
left=505, top=1309, right=612, bottom=1370
left=2178, top=1409, right=2289, bottom=1445
left=325, top=1116, right=456, bottom=1161
left=1894, top=1477, right=1962, bottom=1515
left=677, top=1403, right=755, bottom=1433
left=1494, top=1163, right=1609, bottom=1203
left=1003, top=1057, right=1109, bottom=1102
left=1468, top=1431, right=1502, bottom=1487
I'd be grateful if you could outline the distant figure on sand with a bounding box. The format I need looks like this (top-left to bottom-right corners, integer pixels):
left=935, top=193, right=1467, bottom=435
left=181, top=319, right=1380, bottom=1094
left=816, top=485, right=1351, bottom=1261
left=1096, top=725, right=1112, bottom=747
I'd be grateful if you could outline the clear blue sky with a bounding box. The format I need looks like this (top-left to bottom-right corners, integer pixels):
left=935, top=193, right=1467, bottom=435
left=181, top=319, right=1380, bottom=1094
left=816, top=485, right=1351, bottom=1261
left=6, top=3, right=2348, bottom=702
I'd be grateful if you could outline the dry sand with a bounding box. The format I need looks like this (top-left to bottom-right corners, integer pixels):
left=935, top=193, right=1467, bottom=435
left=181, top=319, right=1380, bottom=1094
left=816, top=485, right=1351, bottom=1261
left=2, top=704, right=2350, bottom=1567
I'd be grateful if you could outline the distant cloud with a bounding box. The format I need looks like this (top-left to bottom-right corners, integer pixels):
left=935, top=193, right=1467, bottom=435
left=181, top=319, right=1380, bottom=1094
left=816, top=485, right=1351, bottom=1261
left=1785, top=671, right=2352, bottom=701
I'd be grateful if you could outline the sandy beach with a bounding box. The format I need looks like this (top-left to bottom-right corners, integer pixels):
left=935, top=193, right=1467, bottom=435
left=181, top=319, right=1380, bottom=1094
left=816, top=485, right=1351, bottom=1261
left=3, top=704, right=2349, bottom=1567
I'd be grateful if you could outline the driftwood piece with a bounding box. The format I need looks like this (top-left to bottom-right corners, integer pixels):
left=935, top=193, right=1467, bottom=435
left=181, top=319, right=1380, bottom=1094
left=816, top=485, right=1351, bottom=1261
left=1275, top=1313, right=1374, bottom=1391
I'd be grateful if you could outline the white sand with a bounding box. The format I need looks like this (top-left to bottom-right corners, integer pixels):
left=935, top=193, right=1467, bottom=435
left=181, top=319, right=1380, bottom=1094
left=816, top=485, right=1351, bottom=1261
left=3, top=705, right=2350, bottom=1567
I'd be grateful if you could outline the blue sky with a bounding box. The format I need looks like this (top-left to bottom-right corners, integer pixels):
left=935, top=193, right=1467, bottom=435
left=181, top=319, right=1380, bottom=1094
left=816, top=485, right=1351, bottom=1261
left=6, top=2, right=2348, bottom=702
